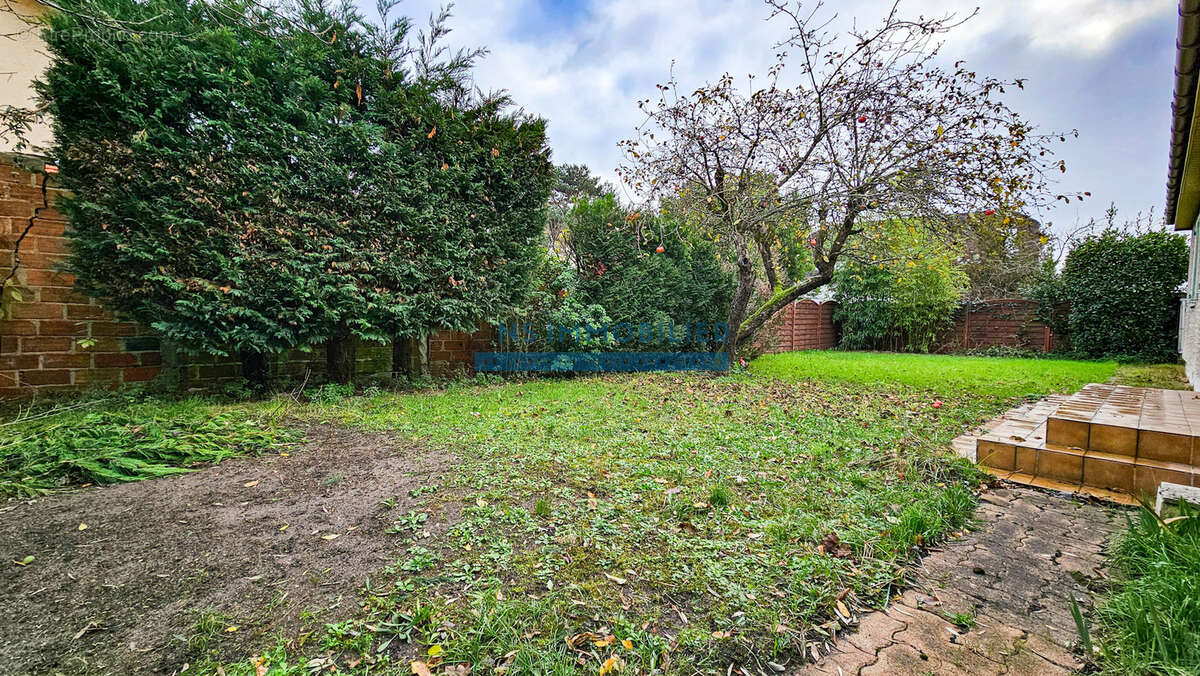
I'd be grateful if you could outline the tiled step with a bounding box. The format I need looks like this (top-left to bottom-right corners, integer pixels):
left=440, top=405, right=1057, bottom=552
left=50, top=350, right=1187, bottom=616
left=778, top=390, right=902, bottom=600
left=975, top=384, right=1200, bottom=501
left=1089, top=385, right=1144, bottom=455
left=1045, top=383, right=1114, bottom=448
left=1137, top=389, right=1193, bottom=464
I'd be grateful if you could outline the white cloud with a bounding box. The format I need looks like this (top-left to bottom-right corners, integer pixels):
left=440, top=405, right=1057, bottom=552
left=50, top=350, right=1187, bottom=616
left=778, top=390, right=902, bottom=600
left=377, top=0, right=1180, bottom=231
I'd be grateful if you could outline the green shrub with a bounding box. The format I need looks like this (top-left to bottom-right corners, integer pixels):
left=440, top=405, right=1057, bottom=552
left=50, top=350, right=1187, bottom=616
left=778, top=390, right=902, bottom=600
left=833, top=221, right=967, bottom=352
left=1062, top=230, right=1187, bottom=361
left=494, top=253, right=615, bottom=353
left=561, top=194, right=732, bottom=351
left=40, top=0, right=551, bottom=380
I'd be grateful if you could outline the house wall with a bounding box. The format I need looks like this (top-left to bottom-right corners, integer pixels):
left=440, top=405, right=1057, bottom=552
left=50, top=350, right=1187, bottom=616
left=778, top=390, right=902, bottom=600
left=1182, top=230, right=1200, bottom=387
left=0, top=0, right=53, bottom=154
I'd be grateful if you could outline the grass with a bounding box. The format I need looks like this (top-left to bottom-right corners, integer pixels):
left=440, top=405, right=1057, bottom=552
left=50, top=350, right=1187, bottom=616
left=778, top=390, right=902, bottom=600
left=1092, top=506, right=1200, bottom=675
left=0, top=396, right=296, bottom=496
left=1, top=351, right=1172, bottom=674
left=209, top=365, right=1026, bottom=674
left=1110, top=363, right=1191, bottom=390
left=750, top=350, right=1117, bottom=399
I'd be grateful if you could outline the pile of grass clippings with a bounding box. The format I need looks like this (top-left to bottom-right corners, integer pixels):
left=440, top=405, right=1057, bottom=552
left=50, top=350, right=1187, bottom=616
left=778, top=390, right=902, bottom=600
left=1, top=401, right=296, bottom=496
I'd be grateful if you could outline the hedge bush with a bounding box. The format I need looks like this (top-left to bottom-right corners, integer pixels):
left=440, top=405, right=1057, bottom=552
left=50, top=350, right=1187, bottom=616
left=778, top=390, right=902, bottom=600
left=559, top=194, right=731, bottom=351
left=1062, top=230, right=1187, bottom=361
left=39, top=0, right=551, bottom=383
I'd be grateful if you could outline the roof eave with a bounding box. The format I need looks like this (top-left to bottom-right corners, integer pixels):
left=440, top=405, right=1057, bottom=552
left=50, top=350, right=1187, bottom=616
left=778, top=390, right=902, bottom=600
left=1166, top=0, right=1200, bottom=230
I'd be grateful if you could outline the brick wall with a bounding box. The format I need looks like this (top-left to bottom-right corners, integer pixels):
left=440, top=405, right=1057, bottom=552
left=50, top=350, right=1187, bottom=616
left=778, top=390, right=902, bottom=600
left=1, top=155, right=488, bottom=398
left=754, top=299, right=839, bottom=355
left=1, top=156, right=164, bottom=396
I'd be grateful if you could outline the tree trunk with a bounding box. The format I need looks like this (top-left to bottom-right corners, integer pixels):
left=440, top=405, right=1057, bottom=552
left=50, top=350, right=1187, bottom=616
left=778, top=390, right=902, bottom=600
left=240, top=349, right=269, bottom=393
left=724, top=243, right=757, bottom=361
left=392, top=335, right=429, bottom=381
left=756, top=236, right=779, bottom=291
left=325, top=326, right=357, bottom=385
left=735, top=272, right=832, bottom=345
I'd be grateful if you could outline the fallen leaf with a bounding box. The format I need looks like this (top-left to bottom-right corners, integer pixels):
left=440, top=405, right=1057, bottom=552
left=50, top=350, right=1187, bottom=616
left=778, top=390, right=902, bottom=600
left=77, top=523, right=87, bottom=531
left=225, top=626, right=239, bottom=633
left=412, top=661, right=433, bottom=676
left=604, top=572, right=627, bottom=585
left=13, top=555, right=33, bottom=566
left=243, top=480, right=260, bottom=488
left=621, top=638, right=633, bottom=650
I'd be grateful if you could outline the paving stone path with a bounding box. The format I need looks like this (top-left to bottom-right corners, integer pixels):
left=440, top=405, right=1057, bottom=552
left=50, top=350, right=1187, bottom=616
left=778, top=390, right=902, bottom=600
left=801, top=484, right=1129, bottom=675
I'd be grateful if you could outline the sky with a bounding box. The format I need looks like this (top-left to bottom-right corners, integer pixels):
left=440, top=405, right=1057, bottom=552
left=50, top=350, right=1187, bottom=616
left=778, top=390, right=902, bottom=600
left=385, top=0, right=1182, bottom=237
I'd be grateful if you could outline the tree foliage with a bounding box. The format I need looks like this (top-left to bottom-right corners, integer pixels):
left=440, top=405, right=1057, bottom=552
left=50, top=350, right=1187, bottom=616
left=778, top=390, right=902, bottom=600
left=35, top=0, right=551, bottom=381
left=565, top=195, right=731, bottom=350
left=833, top=221, right=967, bottom=352
left=958, top=212, right=1051, bottom=300
left=1061, top=230, right=1188, bottom=361
left=620, top=1, right=1079, bottom=356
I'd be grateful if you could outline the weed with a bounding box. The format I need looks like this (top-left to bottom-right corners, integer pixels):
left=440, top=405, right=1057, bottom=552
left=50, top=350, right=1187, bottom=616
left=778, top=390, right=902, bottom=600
left=385, top=510, right=429, bottom=534
left=408, top=484, right=439, bottom=498
left=946, top=609, right=977, bottom=630
left=186, top=608, right=233, bottom=657
left=400, top=546, right=439, bottom=572
left=708, top=483, right=733, bottom=507
left=1093, top=505, right=1200, bottom=674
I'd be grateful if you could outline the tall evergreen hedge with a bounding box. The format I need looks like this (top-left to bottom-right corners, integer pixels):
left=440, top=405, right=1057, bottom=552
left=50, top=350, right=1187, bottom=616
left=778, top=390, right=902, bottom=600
left=1062, top=230, right=1188, bottom=361
left=38, top=0, right=551, bottom=383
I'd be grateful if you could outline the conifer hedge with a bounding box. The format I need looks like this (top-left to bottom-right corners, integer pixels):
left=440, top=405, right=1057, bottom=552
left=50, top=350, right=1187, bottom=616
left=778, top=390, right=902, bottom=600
left=38, top=0, right=551, bottom=384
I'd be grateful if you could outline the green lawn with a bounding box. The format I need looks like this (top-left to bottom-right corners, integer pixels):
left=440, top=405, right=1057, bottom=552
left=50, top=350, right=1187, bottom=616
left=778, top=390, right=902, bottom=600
left=752, top=350, right=1117, bottom=399
left=0, top=352, right=1150, bottom=674
left=1111, top=363, right=1191, bottom=391
left=227, top=373, right=986, bottom=674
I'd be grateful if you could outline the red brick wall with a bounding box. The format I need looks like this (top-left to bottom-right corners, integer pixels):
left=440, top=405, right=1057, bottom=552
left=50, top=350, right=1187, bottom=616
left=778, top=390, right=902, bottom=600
left=1, top=156, right=163, bottom=396
left=754, top=300, right=838, bottom=354
left=1, top=156, right=489, bottom=398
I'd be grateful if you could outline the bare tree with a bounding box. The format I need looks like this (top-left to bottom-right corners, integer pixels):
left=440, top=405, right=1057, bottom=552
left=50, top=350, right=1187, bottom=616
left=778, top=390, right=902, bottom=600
left=619, top=0, right=1081, bottom=357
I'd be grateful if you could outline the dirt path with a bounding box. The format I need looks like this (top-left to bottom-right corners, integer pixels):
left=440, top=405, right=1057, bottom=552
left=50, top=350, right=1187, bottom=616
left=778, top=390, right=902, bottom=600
left=0, top=426, right=454, bottom=675
left=801, top=485, right=1127, bottom=675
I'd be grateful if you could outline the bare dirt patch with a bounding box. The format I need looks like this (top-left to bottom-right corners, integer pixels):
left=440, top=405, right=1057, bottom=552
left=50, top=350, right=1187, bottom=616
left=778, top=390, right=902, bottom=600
left=0, top=425, right=454, bottom=675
